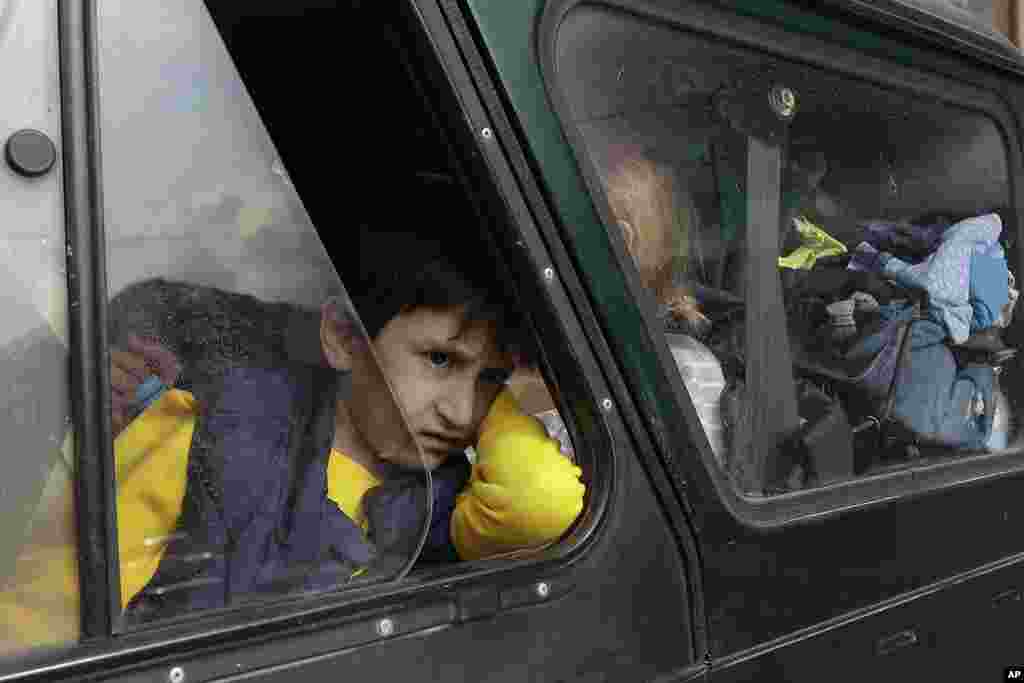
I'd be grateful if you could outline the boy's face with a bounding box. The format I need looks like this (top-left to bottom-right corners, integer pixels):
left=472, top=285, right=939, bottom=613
left=327, top=304, right=514, bottom=471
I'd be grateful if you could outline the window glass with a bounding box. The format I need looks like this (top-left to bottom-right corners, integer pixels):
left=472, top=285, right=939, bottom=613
left=0, top=0, right=78, bottom=658
left=556, top=5, right=1017, bottom=497
left=96, top=1, right=432, bottom=627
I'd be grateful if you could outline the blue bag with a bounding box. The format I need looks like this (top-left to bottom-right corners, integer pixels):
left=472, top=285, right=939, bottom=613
left=887, top=319, right=994, bottom=449
left=795, top=300, right=995, bottom=451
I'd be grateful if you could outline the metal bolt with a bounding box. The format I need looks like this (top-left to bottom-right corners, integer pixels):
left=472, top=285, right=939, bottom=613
left=535, top=581, right=550, bottom=598
left=769, top=85, right=797, bottom=119
left=480, top=127, right=493, bottom=141
left=601, top=398, right=613, bottom=412
left=168, top=666, right=185, bottom=683
left=543, top=267, right=555, bottom=283
left=376, top=618, right=395, bottom=637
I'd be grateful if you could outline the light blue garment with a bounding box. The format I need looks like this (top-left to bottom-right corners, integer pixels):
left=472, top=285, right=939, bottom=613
left=135, top=375, right=167, bottom=410
left=880, top=213, right=1003, bottom=343
left=970, top=242, right=1010, bottom=332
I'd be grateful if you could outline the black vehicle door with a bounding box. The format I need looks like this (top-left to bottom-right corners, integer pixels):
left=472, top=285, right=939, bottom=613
left=525, top=0, right=1024, bottom=679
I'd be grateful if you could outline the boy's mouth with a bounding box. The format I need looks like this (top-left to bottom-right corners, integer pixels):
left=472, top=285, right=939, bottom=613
left=418, top=432, right=467, bottom=454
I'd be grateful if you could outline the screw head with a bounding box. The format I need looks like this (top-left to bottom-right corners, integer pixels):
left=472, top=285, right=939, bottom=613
left=535, top=581, right=551, bottom=598
left=168, top=666, right=185, bottom=683
left=376, top=618, right=395, bottom=637
left=480, top=127, right=493, bottom=141
left=601, top=398, right=613, bottom=412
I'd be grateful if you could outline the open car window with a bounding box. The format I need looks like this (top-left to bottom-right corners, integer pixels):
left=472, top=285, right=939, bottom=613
left=1, top=0, right=588, bottom=656
left=66, top=0, right=429, bottom=633
left=554, top=4, right=1017, bottom=498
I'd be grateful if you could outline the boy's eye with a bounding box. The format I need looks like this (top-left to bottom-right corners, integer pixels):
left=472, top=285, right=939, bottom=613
left=427, top=351, right=451, bottom=369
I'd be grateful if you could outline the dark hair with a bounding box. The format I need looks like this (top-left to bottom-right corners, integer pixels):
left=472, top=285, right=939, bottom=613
left=334, top=219, right=535, bottom=365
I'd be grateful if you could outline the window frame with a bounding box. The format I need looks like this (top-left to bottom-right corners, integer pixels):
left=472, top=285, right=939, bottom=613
left=538, top=0, right=1024, bottom=528
left=1, top=0, right=621, bottom=678
left=59, top=0, right=121, bottom=642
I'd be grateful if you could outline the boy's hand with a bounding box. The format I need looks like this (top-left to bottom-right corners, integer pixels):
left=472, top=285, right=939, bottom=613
left=110, top=335, right=181, bottom=438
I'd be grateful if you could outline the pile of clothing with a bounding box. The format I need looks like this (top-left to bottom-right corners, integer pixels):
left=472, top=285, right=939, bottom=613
left=782, top=213, right=1018, bottom=452
left=848, top=213, right=1017, bottom=347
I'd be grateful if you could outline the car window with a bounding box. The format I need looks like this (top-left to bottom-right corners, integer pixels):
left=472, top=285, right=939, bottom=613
left=554, top=4, right=1017, bottom=498
left=96, top=0, right=432, bottom=628
left=0, top=0, right=78, bottom=658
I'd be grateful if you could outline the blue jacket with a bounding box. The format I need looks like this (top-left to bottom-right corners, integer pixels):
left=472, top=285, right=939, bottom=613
left=124, top=365, right=469, bottom=624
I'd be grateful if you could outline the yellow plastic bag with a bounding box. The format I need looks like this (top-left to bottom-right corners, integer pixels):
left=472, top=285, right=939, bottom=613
left=778, top=216, right=847, bottom=270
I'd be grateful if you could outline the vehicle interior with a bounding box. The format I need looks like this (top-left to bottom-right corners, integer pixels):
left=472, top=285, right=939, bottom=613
left=557, top=6, right=1022, bottom=497
left=198, top=0, right=580, bottom=541
left=204, top=0, right=565, bottom=417
left=206, top=0, right=1023, bottom=500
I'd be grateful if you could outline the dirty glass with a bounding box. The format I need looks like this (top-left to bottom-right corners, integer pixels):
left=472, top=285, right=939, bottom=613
left=555, top=5, right=1016, bottom=498
left=96, top=0, right=432, bottom=629
left=0, top=0, right=79, bottom=658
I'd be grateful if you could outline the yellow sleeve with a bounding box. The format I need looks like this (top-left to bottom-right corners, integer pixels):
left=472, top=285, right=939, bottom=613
left=451, top=390, right=585, bottom=561
left=0, top=389, right=196, bottom=654
left=116, top=389, right=197, bottom=605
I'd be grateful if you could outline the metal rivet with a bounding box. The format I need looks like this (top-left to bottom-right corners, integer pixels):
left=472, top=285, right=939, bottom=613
left=376, top=618, right=395, bottom=637
left=543, top=267, right=555, bottom=283
left=535, top=582, right=550, bottom=598
left=601, top=398, right=613, bottom=412
left=480, top=127, right=493, bottom=141
left=168, top=666, right=185, bottom=683
left=769, top=85, right=797, bottom=119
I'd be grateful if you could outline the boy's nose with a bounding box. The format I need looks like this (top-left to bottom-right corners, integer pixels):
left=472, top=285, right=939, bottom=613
left=437, top=381, right=477, bottom=432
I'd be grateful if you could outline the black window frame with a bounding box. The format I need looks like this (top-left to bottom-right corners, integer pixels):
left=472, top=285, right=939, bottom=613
left=1, top=0, right=621, bottom=678
left=59, top=0, right=120, bottom=643
left=539, top=0, right=1024, bottom=528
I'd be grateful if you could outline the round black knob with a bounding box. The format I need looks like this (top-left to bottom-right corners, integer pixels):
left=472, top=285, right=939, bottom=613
left=5, top=129, right=57, bottom=178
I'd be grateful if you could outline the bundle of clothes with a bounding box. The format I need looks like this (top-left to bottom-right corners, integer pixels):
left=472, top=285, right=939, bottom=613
left=781, top=212, right=1018, bottom=455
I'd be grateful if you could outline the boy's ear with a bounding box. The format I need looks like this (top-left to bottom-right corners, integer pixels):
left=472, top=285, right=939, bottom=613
left=321, top=301, right=357, bottom=371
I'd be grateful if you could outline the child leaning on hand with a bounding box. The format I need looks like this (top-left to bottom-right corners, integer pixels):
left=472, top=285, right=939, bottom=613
left=106, top=225, right=585, bottom=622
left=0, top=223, right=586, bottom=643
